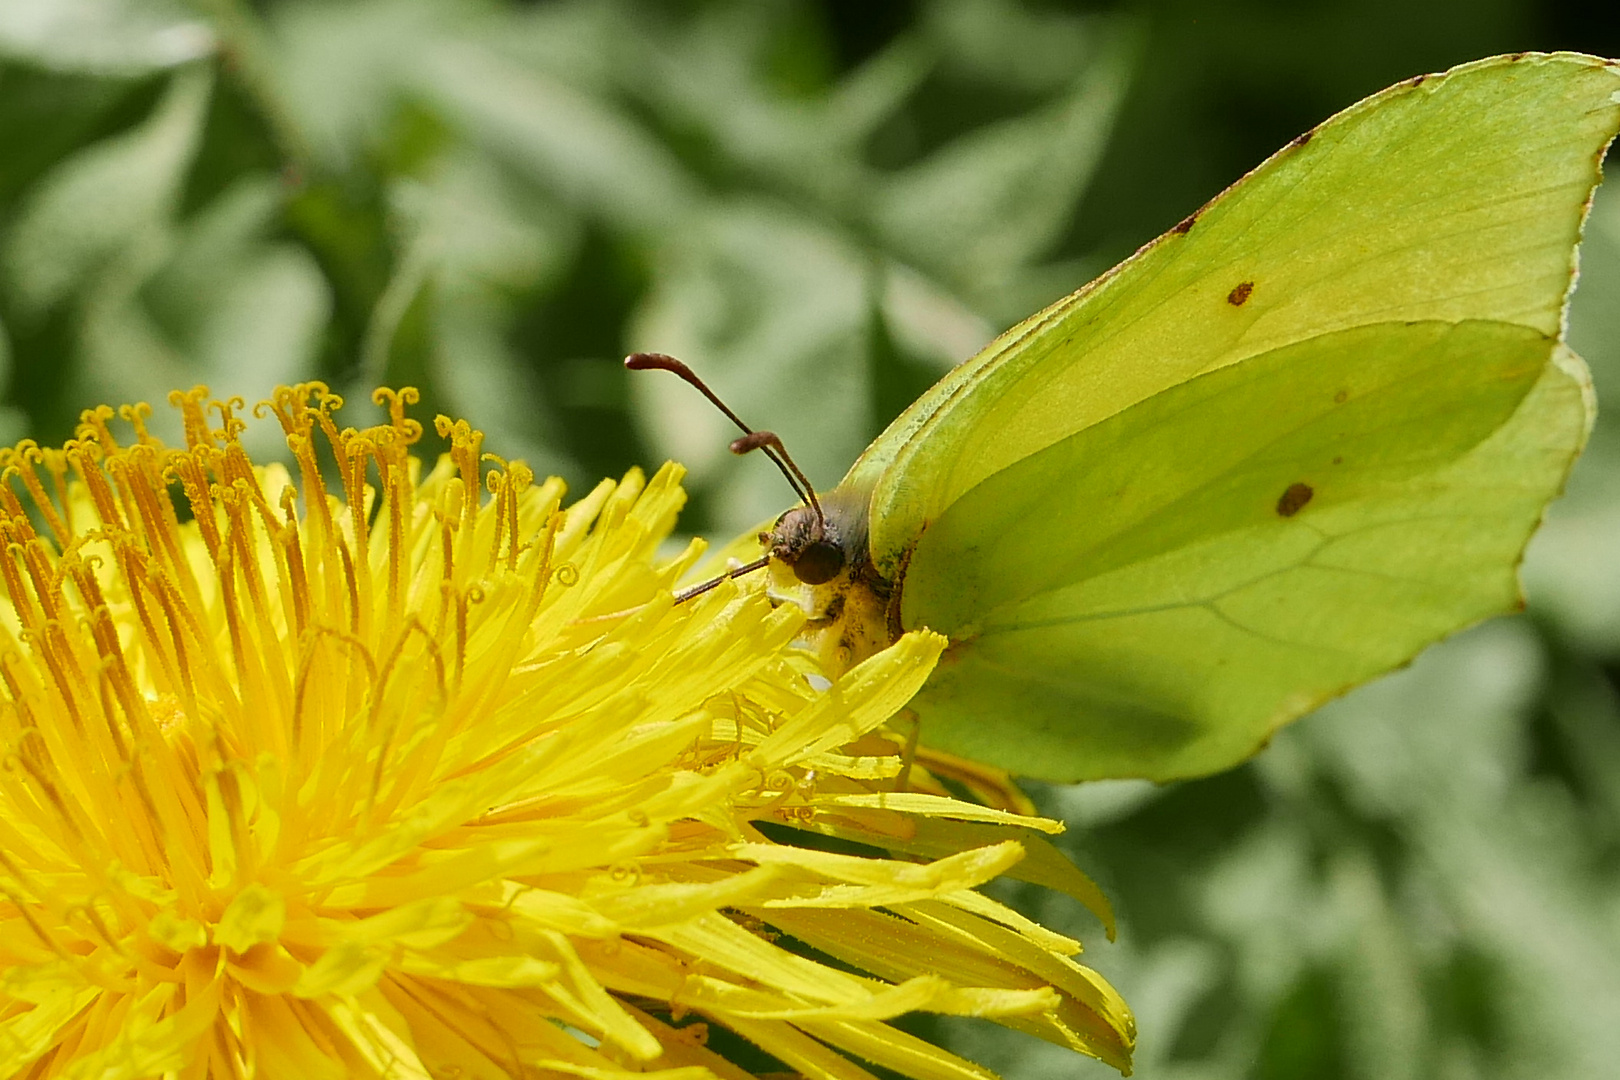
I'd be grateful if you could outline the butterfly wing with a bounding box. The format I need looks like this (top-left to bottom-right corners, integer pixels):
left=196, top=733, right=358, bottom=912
left=855, top=53, right=1620, bottom=782
left=904, top=321, right=1583, bottom=781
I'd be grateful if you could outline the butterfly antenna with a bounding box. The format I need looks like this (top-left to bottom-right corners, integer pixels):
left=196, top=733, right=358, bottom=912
left=727, top=430, right=823, bottom=526
left=624, top=352, right=825, bottom=527
left=672, top=554, right=772, bottom=604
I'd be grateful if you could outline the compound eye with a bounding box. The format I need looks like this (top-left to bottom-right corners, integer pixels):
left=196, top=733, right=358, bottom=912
left=792, top=540, right=845, bottom=585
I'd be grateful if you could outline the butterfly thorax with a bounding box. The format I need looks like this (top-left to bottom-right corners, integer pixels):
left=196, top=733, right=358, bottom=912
left=765, top=483, right=902, bottom=674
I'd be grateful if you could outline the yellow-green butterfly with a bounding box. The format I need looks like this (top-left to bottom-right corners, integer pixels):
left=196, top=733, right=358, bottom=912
left=637, top=53, right=1620, bottom=785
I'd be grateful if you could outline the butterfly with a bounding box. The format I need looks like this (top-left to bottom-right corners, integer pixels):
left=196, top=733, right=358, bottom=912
left=634, top=52, right=1620, bottom=784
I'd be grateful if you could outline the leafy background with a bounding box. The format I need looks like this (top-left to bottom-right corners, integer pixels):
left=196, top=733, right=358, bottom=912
left=2, top=1, right=1618, bottom=1077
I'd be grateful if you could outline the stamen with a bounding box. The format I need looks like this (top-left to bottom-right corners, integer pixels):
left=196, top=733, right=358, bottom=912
left=279, top=487, right=311, bottom=637
left=486, top=462, right=511, bottom=577
left=21, top=538, right=64, bottom=623
left=77, top=404, right=121, bottom=455
left=76, top=565, right=161, bottom=765
left=0, top=472, right=35, bottom=542
left=454, top=586, right=470, bottom=691
left=148, top=570, right=201, bottom=721
left=169, top=452, right=226, bottom=568
left=0, top=541, right=38, bottom=631
left=365, top=619, right=448, bottom=824
left=116, top=451, right=201, bottom=611
left=93, top=663, right=128, bottom=763
left=38, top=446, right=74, bottom=537
left=0, top=651, right=37, bottom=732
left=2, top=882, right=70, bottom=957
left=170, top=386, right=214, bottom=452
left=15, top=444, right=72, bottom=546
left=215, top=547, right=255, bottom=725
left=290, top=638, right=317, bottom=755
left=338, top=435, right=375, bottom=637
left=435, top=417, right=483, bottom=557
left=118, top=401, right=155, bottom=445
left=36, top=622, right=86, bottom=735
left=339, top=543, right=361, bottom=637
left=436, top=517, right=455, bottom=624
left=505, top=464, right=532, bottom=570
left=222, top=483, right=289, bottom=721
left=121, top=748, right=170, bottom=873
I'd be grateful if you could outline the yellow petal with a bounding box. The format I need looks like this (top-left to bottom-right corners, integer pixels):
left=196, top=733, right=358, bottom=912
left=214, top=883, right=286, bottom=953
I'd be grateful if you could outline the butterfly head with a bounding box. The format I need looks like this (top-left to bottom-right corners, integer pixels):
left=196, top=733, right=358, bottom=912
left=766, top=505, right=847, bottom=585
left=622, top=352, right=880, bottom=613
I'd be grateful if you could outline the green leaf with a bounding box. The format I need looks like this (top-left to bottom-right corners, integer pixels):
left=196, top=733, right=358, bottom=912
left=415, top=39, right=697, bottom=235
left=0, top=0, right=213, bottom=76
left=873, top=37, right=1128, bottom=303
left=75, top=174, right=327, bottom=434
left=924, top=0, right=1109, bottom=95
left=267, top=0, right=454, bottom=170
left=3, top=66, right=209, bottom=314
left=630, top=201, right=877, bottom=526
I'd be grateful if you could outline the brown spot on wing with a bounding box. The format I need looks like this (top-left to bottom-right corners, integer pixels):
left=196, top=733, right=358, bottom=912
left=1226, top=281, right=1254, bottom=306
left=1291, top=129, right=1314, bottom=147
left=1333, top=389, right=1348, bottom=404
left=1276, top=482, right=1314, bottom=517
left=1171, top=214, right=1198, bottom=235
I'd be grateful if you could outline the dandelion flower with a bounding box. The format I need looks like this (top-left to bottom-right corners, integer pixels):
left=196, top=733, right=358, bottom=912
left=0, top=385, right=1134, bottom=1078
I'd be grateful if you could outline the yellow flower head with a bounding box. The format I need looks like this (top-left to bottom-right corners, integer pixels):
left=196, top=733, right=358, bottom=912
left=0, top=386, right=1133, bottom=1079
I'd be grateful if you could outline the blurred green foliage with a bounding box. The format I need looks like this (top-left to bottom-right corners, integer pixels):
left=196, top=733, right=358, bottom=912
left=2, top=1, right=1618, bottom=1078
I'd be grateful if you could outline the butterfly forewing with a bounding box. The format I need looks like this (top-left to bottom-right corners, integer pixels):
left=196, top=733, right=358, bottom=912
left=851, top=54, right=1620, bottom=586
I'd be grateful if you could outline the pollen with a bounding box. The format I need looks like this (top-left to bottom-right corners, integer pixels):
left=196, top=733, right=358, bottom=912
left=0, top=385, right=1133, bottom=1078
